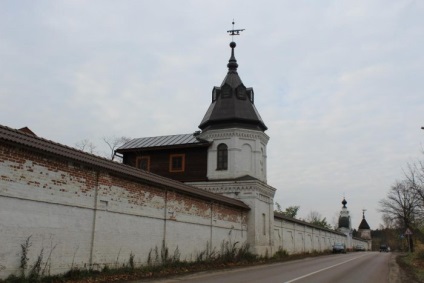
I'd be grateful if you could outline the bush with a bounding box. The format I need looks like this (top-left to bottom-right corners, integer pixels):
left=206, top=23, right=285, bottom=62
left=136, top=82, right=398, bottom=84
left=413, top=241, right=424, bottom=260
left=273, top=247, right=289, bottom=259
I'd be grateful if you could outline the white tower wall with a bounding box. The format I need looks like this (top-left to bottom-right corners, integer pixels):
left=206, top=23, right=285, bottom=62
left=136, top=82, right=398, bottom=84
left=199, top=128, right=269, bottom=182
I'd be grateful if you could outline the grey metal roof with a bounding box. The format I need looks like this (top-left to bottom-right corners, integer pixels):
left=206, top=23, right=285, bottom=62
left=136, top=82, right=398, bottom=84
left=117, top=133, right=208, bottom=151
left=0, top=124, right=248, bottom=210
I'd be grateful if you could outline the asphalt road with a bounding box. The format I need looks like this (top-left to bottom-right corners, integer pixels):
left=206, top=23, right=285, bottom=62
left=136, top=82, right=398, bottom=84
left=138, top=252, right=397, bottom=283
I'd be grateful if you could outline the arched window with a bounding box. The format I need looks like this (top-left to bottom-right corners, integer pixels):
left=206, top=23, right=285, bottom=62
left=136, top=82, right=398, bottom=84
left=217, top=143, right=228, bottom=170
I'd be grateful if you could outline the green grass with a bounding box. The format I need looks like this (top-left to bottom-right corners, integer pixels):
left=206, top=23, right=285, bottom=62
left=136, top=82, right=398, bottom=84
left=398, top=252, right=424, bottom=283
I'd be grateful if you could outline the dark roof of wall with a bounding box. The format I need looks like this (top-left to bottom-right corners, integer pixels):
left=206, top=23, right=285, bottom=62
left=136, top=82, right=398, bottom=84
left=198, top=42, right=267, bottom=132
left=358, top=218, right=371, bottom=230
left=18, top=127, right=37, bottom=136
left=117, top=133, right=209, bottom=152
left=0, top=124, right=248, bottom=210
left=274, top=212, right=346, bottom=236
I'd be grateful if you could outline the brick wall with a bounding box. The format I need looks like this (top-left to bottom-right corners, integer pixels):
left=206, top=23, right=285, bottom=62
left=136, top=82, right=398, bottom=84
left=0, top=142, right=247, bottom=279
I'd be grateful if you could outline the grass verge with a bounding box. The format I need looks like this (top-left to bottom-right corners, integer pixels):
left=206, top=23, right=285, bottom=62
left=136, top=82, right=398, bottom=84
left=398, top=252, right=424, bottom=283
left=0, top=249, right=332, bottom=283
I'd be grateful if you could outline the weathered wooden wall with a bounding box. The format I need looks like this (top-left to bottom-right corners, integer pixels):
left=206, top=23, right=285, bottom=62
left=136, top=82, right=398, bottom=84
left=123, top=146, right=208, bottom=182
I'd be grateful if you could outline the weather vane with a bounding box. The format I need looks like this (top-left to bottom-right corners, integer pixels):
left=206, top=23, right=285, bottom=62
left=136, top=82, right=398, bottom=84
left=227, top=20, right=245, bottom=41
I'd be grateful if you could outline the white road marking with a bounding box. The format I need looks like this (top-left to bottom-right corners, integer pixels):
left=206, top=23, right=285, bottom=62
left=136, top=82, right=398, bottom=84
left=283, top=254, right=369, bottom=283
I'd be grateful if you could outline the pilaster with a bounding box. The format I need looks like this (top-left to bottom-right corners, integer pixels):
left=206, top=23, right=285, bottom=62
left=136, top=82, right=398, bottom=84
left=188, top=179, right=276, bottom=256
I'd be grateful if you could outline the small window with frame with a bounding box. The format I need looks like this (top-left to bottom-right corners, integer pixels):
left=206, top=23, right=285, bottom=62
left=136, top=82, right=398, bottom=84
left=169, top=154, right=185, bottom=172
left=136, top=156, right=150, bottom=171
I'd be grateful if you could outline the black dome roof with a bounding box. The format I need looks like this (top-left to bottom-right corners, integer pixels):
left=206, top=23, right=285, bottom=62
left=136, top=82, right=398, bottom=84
left=199, top=42, right=267, bottom=132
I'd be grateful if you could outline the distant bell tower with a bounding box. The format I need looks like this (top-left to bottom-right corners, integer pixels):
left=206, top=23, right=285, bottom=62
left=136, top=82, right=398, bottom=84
left=338, top=198, right=351, bottom=230
left=337, top=198, right=353, bottom=249
left=358, top=209, right=371, bottom=240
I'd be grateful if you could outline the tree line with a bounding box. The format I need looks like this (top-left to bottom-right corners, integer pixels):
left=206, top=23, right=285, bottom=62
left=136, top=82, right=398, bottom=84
left=378, top=150, right=424, bottom=251
left=274, top=203, right=332, bottom=229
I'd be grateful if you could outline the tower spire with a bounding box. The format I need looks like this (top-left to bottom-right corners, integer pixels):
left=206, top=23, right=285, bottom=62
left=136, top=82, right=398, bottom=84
left=227, top=42, right=238, bottom=72
left=198, top=22, right=267, bottom=132
left=226, top=21, right=245, bottom=72
left=342, top=198, right=347, bottom=208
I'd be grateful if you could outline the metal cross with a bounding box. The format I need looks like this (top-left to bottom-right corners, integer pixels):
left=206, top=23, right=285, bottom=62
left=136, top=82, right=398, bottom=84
left=227, top=20, right=245, bottom=41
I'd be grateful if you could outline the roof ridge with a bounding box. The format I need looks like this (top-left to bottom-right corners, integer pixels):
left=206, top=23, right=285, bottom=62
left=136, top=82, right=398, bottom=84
left=131, top=133, right=194, bottom=139
left=118, top=132, right=209, bottom=151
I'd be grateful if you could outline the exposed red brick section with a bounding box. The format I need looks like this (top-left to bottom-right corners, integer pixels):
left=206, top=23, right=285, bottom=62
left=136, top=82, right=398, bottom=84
left=1, top=140, right=247, bottom=222
left=166, top=190, right=212, bottom=219
left=0, top=142, right=98, bottom=200
left=0, top=124, right=249, bottom=210
left=99, top=173, right=166, bottom=208
left=213, top=203, right=247, bottom=224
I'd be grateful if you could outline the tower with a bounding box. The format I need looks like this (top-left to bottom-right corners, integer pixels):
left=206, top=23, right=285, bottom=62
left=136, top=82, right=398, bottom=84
left=358, top=209, right=372, bottom=250
left=198, top=41, right=268, bottom=182
left=189, top=26, right=276, bottom=256
left=337, top=198, right=353, bottom=249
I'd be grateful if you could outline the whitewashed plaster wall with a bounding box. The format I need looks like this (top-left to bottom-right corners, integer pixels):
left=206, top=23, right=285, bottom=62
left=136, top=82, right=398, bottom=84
left=0, top=143, right=247, bottom=279
left=273, top=217, right=368, bottom=254
left=199, top=128, right=269, bottom=182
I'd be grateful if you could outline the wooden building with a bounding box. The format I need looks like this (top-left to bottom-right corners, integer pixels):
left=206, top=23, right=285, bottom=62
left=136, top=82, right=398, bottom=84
left=117, top=133, right=209, bottom=182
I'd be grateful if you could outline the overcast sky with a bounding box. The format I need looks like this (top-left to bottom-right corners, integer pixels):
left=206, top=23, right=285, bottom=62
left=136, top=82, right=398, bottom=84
left=1, top=0, right=423, bottom=230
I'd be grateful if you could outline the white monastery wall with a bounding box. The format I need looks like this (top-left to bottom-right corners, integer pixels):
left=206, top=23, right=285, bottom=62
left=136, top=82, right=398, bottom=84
left=273, top=216, right=357, bottom=254
left=0, top=143, right=247, bottom=279
left=0, top=134, right=371, bottom=279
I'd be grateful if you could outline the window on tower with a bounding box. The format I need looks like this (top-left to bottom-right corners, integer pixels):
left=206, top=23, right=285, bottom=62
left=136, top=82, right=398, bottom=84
left=217, top=143, right=228, bottom=170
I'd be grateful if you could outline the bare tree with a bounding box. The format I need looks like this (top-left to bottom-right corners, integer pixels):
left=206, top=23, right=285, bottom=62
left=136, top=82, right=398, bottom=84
left=102, top=136, right=131, bottom=160
left=75, top=136, right=131, bottom=161
left=405, top=160, right=424, bottom=208
left=380, top=214, right=396, bottom=229
left=378, top=180, right=422, bottom=230
left=75, top=139, right=97, bottom=154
